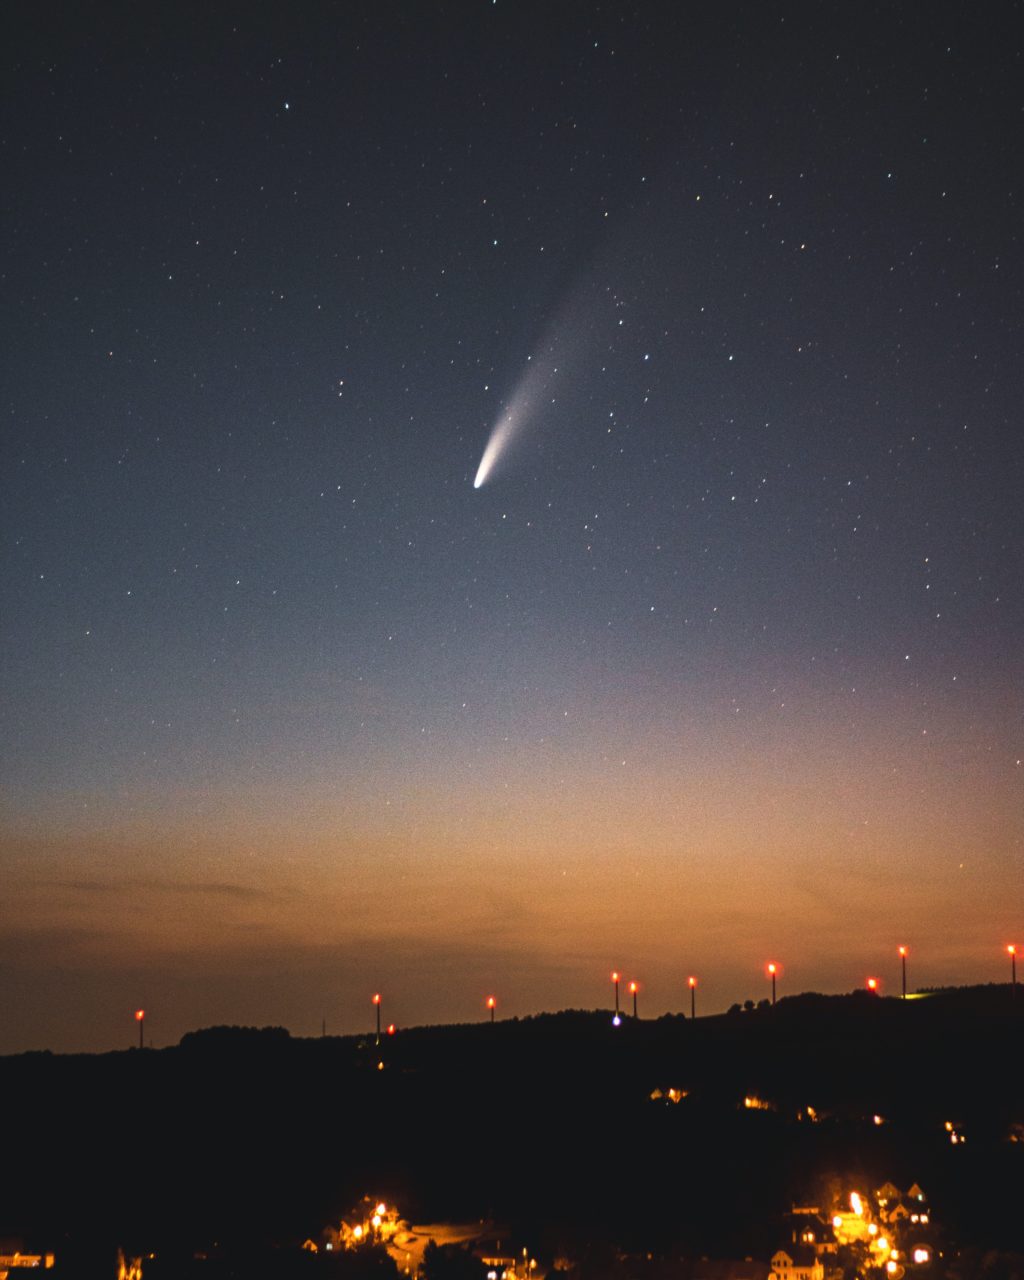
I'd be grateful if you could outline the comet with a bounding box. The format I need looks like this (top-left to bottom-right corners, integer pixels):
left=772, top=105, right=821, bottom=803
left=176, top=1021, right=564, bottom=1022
left=473, top=406, right=519, bottom=489
left=473, top=346, right=562, bottom=489
left=472, top=272, right=622, bottom=489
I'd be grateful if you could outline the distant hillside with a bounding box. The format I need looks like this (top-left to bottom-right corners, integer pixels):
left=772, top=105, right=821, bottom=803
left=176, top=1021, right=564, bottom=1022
left=1, top=986, right=1020, bottom=1271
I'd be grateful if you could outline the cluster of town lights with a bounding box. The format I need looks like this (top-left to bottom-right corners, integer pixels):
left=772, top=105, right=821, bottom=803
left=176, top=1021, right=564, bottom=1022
left=829, top=1190, right=932, bottom=1274
left=348, top=1203, right=391, bottom=1244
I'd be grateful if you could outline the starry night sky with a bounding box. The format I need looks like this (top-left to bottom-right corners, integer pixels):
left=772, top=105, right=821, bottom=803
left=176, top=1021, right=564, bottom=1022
left=3, top=1, right=1021, bottom=1052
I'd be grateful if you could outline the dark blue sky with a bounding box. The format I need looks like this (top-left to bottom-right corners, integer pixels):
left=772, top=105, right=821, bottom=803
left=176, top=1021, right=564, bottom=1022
left=2, top=1, right=1021, bottom=1052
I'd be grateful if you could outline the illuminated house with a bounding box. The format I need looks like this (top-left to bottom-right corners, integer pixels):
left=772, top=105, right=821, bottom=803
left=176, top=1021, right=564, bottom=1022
left=784, top=1211, right=838, bottom=1257
left=767, top=1247, right=824, bottom=1280
left=0, top=1254, right=55, bottom=1274
left=877, top=1182, right=929, bottom=1228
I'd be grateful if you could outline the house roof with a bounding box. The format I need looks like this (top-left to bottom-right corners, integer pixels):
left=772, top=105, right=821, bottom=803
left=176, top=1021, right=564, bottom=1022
left=772, top=1245, right=818, bottom=1267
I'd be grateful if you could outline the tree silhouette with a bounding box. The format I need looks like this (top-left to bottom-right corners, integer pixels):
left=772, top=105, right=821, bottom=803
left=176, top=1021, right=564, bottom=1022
left=420, top=1242, right=488, bottom=1280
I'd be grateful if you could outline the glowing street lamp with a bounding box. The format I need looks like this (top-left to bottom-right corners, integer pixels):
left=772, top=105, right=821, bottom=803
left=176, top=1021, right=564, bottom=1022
left=372, top=993, right=381, bottom=1045
left=1009, top=945, right=1017, bottom=995
left=486, top=995, right=496, bottom=1024
left=898, top=945, right=908, bottom=1000
left=629, top=980, right=639, bottom=1019
left=767, top=962, right=777, bottom=1006
left=611, top=971, right=621, bottom=1020
left=688, top=976, right=697, bottom=1020
left=135, top=1008, right=145, bottom=1050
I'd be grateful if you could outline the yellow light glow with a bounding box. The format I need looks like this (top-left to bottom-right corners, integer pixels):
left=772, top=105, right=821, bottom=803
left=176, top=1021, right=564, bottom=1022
left=913, top=1249, right=929, bottom=1264
left=376, top=1203, right=386, bottom=1216
left=353, top=1227, right=364, bottom=1241
left=850, top=1192, right=864, bottom=1216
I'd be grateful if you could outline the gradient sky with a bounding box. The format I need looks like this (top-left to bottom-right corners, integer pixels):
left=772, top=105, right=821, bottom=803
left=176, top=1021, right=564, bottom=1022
left=2, top=1, right=1021, bottom=1054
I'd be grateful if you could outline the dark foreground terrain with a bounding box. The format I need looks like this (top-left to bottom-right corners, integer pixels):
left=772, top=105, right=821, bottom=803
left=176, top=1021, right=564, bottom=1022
left=2, top=986, right=1021, bottom=1274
